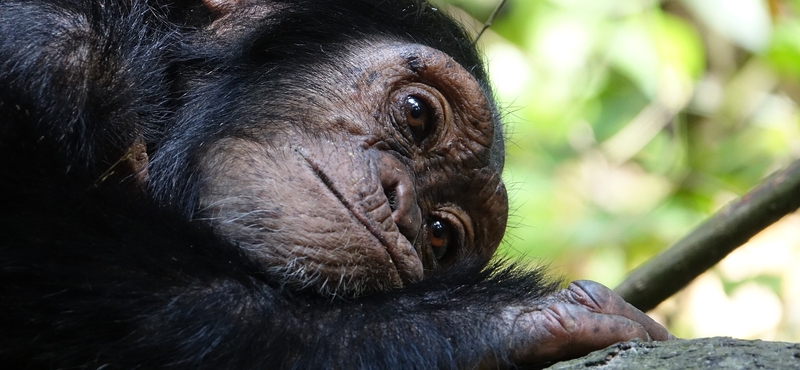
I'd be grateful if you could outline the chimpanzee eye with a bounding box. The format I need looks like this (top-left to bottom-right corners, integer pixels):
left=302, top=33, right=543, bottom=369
left=428, top=219, right=451, bottom=260
left=404, top=96, right=429, bottom=126
left=403, top=95, right=433, bottom=142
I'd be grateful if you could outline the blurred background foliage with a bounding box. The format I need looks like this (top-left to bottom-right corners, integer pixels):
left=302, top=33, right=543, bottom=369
left=431, top=0, right=800, bottom=341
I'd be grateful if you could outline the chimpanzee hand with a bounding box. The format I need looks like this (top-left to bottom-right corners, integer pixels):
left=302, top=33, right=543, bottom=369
left=493, top=280, right=673, bottom=367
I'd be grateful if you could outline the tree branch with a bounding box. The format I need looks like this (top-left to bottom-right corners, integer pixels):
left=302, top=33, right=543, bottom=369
left=615, top=159, right=800, bottom=312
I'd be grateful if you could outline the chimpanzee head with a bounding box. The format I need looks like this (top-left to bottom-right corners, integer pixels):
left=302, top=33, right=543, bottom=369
left=146, top=0, right=508, bottom=296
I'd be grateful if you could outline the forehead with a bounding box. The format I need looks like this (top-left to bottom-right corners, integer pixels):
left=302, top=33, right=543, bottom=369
left=211, top=0, right=506, bottom=172
left=236, top=0, right=488, bottom=79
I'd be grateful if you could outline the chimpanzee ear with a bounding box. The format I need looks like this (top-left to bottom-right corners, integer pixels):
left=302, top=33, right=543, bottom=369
left=201, top=0, right=243, bottom=15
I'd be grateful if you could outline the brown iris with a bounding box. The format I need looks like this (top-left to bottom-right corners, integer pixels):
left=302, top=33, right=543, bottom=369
left=403, top=96, right=433, bottom=142
left=428, top=219, right=450, bottom=260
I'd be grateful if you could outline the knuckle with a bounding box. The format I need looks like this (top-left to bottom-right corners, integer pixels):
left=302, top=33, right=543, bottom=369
left=539, top=303, right=578, bottom=338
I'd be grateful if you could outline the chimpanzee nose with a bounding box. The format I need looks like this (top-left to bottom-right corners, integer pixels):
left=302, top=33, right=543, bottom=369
left=378, top=153, right=422, bottom=245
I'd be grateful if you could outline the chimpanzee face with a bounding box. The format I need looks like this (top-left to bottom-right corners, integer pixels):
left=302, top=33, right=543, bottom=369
left=195, top=41, right=508, bottom=296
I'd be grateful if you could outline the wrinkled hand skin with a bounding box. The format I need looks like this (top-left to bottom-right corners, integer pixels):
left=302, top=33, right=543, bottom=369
left=488, top=280, right=673, bottom=368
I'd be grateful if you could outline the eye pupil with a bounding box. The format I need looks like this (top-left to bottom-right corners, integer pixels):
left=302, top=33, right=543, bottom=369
left=393, top=93, right=437, bottom=145
left=431, top=220, right=446, bottom=239
left=428, top=218, right=450, bottom=261
left=407, top=97, right=423, bottom=118
left=427, top=218, right=458, bottom=263
left=404, top=96, right=429, bottom=128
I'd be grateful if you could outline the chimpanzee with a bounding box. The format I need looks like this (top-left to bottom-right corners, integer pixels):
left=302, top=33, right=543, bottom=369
left=0, top=0, right=671, bottom=368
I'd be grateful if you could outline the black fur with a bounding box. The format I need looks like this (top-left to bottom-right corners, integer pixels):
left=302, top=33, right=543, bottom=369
left=0, top=1, right=558, bottom=368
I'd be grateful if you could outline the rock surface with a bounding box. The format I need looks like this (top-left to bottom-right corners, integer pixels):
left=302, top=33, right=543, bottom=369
left=544, top=337, right=800, bottom=369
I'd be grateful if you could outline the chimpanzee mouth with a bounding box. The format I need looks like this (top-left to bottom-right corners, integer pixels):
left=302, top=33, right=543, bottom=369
left=296, top=149, right=422, bottom=283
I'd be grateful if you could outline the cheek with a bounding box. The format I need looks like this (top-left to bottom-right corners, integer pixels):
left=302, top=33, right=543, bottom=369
left=195, top=137, right=407, bottom=296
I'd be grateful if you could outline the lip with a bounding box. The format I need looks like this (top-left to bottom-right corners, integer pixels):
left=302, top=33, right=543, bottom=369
left=297, top=149, right=423, bottom=283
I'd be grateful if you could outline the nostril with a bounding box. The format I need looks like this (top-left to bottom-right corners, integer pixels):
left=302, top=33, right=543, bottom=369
left=378, top=154, right=421, bottom=243
left=386, top=187, right=398, bottom=212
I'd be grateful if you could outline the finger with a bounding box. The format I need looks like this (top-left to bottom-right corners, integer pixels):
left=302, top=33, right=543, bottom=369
left=569, top=280, right=674, bottom=341
left=512, top=301, right=652, bottom=364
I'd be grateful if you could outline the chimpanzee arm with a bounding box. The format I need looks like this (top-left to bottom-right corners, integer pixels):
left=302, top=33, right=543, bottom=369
left=0, top=192, right=668, bottom=370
